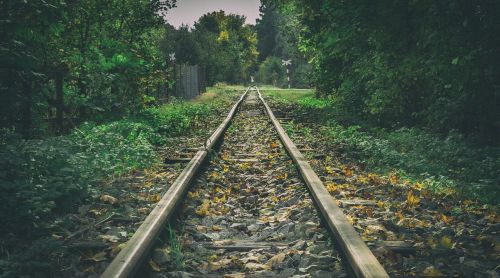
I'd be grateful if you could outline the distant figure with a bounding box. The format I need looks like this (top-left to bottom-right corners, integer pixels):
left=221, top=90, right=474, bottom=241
left=250, top=76, right=254, bottom=83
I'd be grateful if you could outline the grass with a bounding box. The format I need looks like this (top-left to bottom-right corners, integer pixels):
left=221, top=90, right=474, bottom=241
left=263, top=89, right=500, bottom=205
left=0, top=86, right=238, bottom=276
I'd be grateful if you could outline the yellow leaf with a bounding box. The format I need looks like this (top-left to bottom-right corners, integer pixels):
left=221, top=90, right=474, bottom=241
left=325, top=166, right=334, bottom=175
left=414, top=182, right=424, bottom=190
left=214, top=195, right=226, bottom=203
left=149, top=193, right=161, bottom=202
left=270, top=142, right=279, bottom=149
left=423, top=266, right=443, bottom=277
left=440, top=236, right=454, bottom=249
left=376, top=201, right=385, bottom=208
left=343, top=166, right=353, bottom=177
left=439, top=214, right=452, bottom=224
left=406, top=190, right=420, bottom=207
left=245, top=262, right=269, bottom=271
left=223, top=165, right=229, bottom=173
left=266, top=253, right=286, bottom=269
left=188, top=191, right=199, bottom=198
left=368, top=173, right=381, bottom=183
left=89, top=251, right=107, bottom=262
left=358, top=176, right=369, bottom=184
left=325, top=183, right=338, bottom=194
left=100, top=194, right=118, bottom=205
left=137, top=207, right=149, bottom=214
left=271, top=196, right=279, bottom=203
left=389, top=172, right=398, bottom=184
left=195, top=200, right=210, bottom=216
left=149, top=260, right=161, bottom=272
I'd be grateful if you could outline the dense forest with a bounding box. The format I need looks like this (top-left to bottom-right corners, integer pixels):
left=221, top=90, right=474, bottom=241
left=0, top=0, right=498, bottom=276
left=273, top=0, right=500, bottom=144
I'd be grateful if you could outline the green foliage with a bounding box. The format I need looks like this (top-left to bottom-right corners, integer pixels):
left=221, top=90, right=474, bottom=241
left=324, top=123, right=499, bottom=203
left=276, top=0, right=500, bottom=143
left=257, top=56, right=286, bottom=87
left=0, top=98, right=215, bottom=239
left=256, top=2, right=311, bottom=88
left=0, top=0, right=176, bottom=136
left=161, top=11, right=259, bottom=85
left=267, top=90, right=499, bottom=204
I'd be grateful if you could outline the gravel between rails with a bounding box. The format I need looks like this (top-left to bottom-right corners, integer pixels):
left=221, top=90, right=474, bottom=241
left=148, top=91, right=350, bottom=278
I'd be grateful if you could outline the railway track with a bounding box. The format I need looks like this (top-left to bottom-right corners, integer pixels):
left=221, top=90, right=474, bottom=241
left=102, top=87, right=389, bottom=278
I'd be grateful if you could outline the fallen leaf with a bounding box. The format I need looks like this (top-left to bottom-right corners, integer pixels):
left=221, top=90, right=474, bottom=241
left=240, top=254, right=261, bottom=264
left=149, top=260, right=161, bottom=272
left=406, top=190, right=420, bottom=207
left=266, top=253, right=286, bottom=269
left=89, top=251, right=107, bottom=262
left=100, top=195, right=117, bottom=205
left=99, top=235, right=119, bottom=243
left=207, top=258, right=232, bottom=271
left=325, top=182, right=338, bottom=193
left=440, top=236, right=454, bottom=249
left=224, top=273, right=245, bottom=278
left=245, top=262, right=269, bottom=271
left=196, top=200, right=210, bottom=216
left=423, top=266, right=443, bottom=277
left=137, top=207, right=149, bottom=214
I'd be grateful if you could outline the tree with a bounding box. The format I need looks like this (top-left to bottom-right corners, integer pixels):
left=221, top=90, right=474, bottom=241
left=275, top=0, right=500, bottom=143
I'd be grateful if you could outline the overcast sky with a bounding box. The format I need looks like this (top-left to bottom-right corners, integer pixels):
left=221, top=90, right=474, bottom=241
left=165, top=0, right=261, bottom=28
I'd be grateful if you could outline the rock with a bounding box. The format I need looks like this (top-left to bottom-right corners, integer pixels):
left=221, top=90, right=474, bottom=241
left=164, top=271, right=194, bottom=278
left=152, top=248, right=171, bottom=265
left=313, top=270, right=337, bottom=278
left=247, top=224, right=262, bottom=232
left=230, top=223, right=245, bottom=230
left=298, top=257, right=310, bottom=268
left=293, top=240, right=307, bottom=250
left=281, top=268, right=297, bottom=276
left=299, top=264, right=321, bottom=273
left=247, top=195, right=258, bottom=204
left=277, top=222, right=295, bottom=234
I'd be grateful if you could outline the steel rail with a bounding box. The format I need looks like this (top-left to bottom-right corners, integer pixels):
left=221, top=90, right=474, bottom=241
left=101, top=87, right=251, bottom=278
left=256, top=87, right=389, bottom=278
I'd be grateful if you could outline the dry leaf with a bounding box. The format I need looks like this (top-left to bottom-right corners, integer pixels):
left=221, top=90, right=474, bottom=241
left=440, top=236, right=454, bottom=249
left=245, top=262, right=269, bottom=271
left=224, top=273, right=245, bottom=278
left=266, top=253, right=286, bottom=269
left=423, top=266, right=443, bottom=277
left=196, top=200, right=211, bottom=216
left=406, top=190, right=420, bottom=207
left=149, top=260, right=161, bottom=272
left=99, top=234, right=119, bottom=243
left=89, top=251, right=107, bottom=262
left=100, top=194, right=117, bottom=205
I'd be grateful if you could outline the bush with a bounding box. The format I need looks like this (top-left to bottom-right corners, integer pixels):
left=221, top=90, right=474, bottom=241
left=0, top=98, right=218, bottom=238
left=323, top=121, right=500, bottom=204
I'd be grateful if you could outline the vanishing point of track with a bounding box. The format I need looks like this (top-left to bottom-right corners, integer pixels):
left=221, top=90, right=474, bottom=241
left=101, top=87, right=389, bottom=278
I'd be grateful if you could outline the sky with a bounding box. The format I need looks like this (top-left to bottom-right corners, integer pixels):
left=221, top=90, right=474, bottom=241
left=165, top=0, right=261, bottom=28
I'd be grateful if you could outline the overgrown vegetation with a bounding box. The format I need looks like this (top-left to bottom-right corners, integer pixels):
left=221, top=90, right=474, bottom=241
left=0, top=0, right=176, bottom=136
left=266, top=89, right=499, bottom=204
left=161, top=11, right=258, bottom=85
left=255, top=2, right=312, bottom=88
left=0, top=90, right=233, bottom=276
left=274, top=1, right=500, bottom=144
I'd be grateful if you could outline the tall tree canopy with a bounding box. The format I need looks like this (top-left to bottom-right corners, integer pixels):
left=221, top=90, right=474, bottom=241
left=255, top=1, right=311, bottom=88
left=161, top=11, right=259, bottom=85
left=0, top=0, right=176, bottom=136
left=275, top=0, right=500, bottom=143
